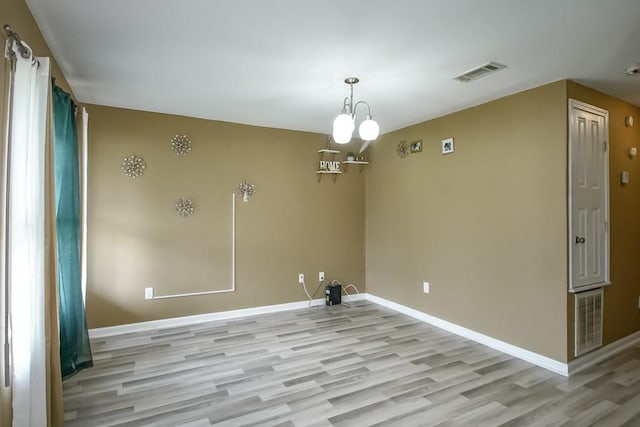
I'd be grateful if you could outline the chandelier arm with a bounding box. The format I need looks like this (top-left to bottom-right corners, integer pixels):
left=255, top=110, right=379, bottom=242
left=342, top=96, right=351, bottom=113
left=353, top=100, right=372, bottom=118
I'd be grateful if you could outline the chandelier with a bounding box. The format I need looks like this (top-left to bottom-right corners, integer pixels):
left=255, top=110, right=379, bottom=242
left=332, top=77, right=380, bottom=144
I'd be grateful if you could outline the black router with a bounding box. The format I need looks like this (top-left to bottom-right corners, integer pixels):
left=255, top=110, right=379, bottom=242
left=325, top=283, right=341, bottom=306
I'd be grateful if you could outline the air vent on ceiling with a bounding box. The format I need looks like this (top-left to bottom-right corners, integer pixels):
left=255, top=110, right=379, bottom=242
left=454, top=61, right=507, bottom=82
left=575, top=288, right=603, bottom=357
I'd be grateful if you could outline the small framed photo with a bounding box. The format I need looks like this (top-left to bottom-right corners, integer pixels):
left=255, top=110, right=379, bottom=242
left=441, top=137, right=454, bottom=154
left=410, top=139, right=423, bottom=153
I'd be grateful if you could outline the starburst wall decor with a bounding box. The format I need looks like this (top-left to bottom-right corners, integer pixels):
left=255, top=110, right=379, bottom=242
left=170, top=134, right=192, bottom=155
left=237, top=181, right=255, bottom=202
left=175, top=198, right=195, bottom=217
left=396, top=140, right=409, bottom=158
left=121, top=155, right=146, bottom=178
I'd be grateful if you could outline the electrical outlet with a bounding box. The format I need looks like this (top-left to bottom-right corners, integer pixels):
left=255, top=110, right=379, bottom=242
left=423, top=282, right=430, bottom=294
left=319, top=271, right=325, bottom=281
left=298, top=273, right=304, bottom=284
left=145, top=287, right=154, bottom=300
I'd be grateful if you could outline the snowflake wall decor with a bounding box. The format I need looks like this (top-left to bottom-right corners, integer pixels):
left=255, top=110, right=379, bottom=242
left=396, top=140, right=409, bottom=158
left=170, top=134, right=192, bottom=155
left=121, top=155, right=146, bottom=178
left=175, top=198, right=195, bottom=217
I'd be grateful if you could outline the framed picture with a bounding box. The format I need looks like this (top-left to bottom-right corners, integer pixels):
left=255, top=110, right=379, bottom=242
left=410, top=139, right=423, bottom=153
left=441, top=137, right=454, bottom=154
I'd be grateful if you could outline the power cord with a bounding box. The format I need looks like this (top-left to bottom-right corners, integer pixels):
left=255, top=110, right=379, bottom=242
left=300, top=277, right=362, bottom=309
left=343, top=284, right=360, bottom=295
left=329, top=280, right=362, bottom=308
left=301, top=279, right=313, bottom=302
left=300, top=278, right=326, bottom=307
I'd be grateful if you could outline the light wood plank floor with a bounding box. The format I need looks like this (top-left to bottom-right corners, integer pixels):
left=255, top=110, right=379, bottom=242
left=63, top=301, right=640, bottom=426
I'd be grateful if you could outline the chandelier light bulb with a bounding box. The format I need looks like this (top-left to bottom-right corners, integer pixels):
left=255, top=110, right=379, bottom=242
left=332, top=113, right=354, bottom=144
left=359, top=116, right=380, bottom=141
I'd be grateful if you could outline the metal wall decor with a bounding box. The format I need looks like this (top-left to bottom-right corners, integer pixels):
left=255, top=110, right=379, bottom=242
left=170, top=134, right=192, bottom=155
left=121, top=155, right=146, bottom=178
left=175, top=198, right=195, bottom=217
left=237, top=181, right=255, bottom=202
left=396, top=140, right=409, bottom=158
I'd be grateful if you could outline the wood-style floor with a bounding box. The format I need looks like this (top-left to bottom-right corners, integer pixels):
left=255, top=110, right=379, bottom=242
left=63, top=301, right=640, bottom=426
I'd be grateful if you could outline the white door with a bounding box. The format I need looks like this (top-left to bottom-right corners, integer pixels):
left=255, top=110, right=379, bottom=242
left=569, top=99, right=609, bottom=292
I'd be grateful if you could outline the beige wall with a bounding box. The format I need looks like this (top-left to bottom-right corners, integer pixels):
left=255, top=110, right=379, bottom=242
left=3, top=0, right=639, bottom=387
left=0, top=0, right=73, bottom=425
left=365, top=81, right=569, bottom=362
left=85, top=105, right=366, bottom=328
left=566, top=81, right=640, bottom=360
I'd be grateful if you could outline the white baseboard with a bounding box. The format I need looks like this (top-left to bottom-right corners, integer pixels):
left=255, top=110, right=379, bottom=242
left=89, top=293, right=367, bottom=339
left=568, top=329, right=640, bottom=375
left=365, top=293, right=570, bottom=376
left=89, top=291, right=639, bottom=378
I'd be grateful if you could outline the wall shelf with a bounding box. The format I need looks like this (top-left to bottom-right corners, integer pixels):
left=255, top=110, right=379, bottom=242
left=316, top=170, right=342, bottom=182
left=316, top=147, right=370, bottom=181
left=342, top=160, right=370, bottom=173
left=317, top=149, right=341, bottom=182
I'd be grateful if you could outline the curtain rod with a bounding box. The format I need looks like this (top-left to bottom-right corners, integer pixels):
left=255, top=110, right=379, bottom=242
left=3, top=25, right=32, bottom=60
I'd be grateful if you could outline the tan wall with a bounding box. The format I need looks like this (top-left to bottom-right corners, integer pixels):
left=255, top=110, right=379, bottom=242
left=85, top=105, right=365, bottom=328
left=566, top=81, right=640, bottom=360
left=0, top=1, right=73, bottom=425
left=365, top=81, right=569, bottom=362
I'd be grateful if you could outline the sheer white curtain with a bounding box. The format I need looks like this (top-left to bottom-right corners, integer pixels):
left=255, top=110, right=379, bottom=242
left=79, top=107, right=88, bottom=305
left=6, top=42, right=51, bottom=426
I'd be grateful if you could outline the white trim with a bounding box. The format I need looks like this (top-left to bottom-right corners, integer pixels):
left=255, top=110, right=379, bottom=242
left=88, top=291, right=640, bottom=378
left=151, top=193, right=236, bottom=299
left=89, top=293, right=367, bottom=338
left=568, top=281, right=610, bottom=293
left=365, top=294, right=569, bottom=376
left=569, top=329, right=640, bottom=375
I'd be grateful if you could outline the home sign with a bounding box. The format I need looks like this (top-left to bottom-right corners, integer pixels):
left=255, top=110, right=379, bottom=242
left=319, top=160, right=341, bottom=172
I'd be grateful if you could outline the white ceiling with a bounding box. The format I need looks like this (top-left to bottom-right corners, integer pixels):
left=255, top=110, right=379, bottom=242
left=26, top=0, right=640, bottom=136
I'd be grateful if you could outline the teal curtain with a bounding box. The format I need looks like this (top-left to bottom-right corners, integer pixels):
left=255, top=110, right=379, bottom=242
left=52, top=81, right=93, bottom=379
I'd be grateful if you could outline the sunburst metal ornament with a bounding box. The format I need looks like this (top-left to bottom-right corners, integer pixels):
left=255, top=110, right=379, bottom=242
left=237, top=181, right=255, bottom=202
left=396, top=140, right=409, bottom=158
left=121, top=155, right=147, bottom=178
left=175, top=198, right=195, bottom=217
left=170, top=134, right=192, bottom=155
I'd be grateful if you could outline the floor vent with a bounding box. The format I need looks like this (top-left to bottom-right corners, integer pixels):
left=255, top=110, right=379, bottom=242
left=575, top=288, right=603, bottom=357
left=454, top=61, right=507, bottom=82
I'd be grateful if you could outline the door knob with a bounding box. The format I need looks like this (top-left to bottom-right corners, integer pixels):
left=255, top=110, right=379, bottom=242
left=575, top=236, right=586, bottom=244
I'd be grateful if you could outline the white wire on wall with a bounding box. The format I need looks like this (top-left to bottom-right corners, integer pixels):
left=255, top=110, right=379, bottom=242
left=152, top=193, right=236, bottom=299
